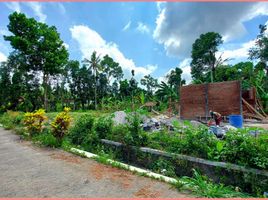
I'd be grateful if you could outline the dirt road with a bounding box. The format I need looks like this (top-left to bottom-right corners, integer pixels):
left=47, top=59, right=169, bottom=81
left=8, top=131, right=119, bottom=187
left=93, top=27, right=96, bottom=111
left=0, top=128, right=191, bottom=198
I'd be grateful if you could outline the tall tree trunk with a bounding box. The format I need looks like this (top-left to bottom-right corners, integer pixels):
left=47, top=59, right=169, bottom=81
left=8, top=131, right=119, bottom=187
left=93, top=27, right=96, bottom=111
left=94, top=71, right=97, bottom=110
left=211, top=64, right=215, bottom=83
left=43, top=73, right=49, bottom=111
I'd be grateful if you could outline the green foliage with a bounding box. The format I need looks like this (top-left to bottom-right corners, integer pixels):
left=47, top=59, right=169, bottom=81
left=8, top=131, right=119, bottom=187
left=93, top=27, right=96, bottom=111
left=33, top=129, right=60, bottom=148
left=249, top=24, right=268, bottom=75
left=125, top=112, right=149, bottom=146
left=149, top=124, right=268, bottom=170
left=51, top=107, right=71, bottom=140
left=0, top=111, right=24, bottom=129
left=179, top=169, right=249, bottom=197
left=83, top=51, right=101, bottom=110
left=4, top=12, right=69, bottom=111
left=109, top=124, right=129, bottom=142
left=24, top=109, right=47, bottom=136
left=94, top=115, right=113, bottom=139
left=155, top=81, right=177, bottom=103
left=191, top=32, right=223, bottom=82
left=68, top=114, right=95, bottom=145
left=166, top=67, right=186, bottom=97
left=151, top=158, right=176, bottom=177
left=140, top=74, right=158, bottom=96
left=210, top=129, right=268, bottom=169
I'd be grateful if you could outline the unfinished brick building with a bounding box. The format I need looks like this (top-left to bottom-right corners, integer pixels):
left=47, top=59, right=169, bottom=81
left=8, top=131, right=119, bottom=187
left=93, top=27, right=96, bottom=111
left=179, top=80, right=257, bottom=120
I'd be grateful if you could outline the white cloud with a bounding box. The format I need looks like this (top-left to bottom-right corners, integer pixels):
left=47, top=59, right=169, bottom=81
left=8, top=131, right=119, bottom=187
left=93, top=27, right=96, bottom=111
left=63, top=42, right=69, bottom=50
left=156, top=2, right=166, bottom=12
left=154, top=2, right=268, bottom=57
left=136, top=22, right=150, bottom=34
left=56, top=3, right=66, bottom=15
left=0, top=52, right=7, bottom=63
left=122, top=21, right=131, bottom=31
left=178, top=58, right=192, bottom=84
left=0, top=29, right=10, bottom=36
left=158, top=58, right=192, bottom=85
left=25, top=2, right=47, bottom=22
left=218, top=40, right=255, bottom=63
left=70, top=25, right=157, bottom=81
left=5, top=2, right=21, bottom=12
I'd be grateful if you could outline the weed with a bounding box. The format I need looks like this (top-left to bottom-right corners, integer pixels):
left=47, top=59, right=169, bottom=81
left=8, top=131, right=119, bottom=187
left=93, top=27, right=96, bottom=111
left=179, top=169, right=250, bottom=197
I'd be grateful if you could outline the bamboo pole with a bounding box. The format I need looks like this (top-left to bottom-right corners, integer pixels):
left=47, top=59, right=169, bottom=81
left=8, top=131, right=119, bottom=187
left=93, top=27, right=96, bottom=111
left=242, top=98, right=265, bottom=120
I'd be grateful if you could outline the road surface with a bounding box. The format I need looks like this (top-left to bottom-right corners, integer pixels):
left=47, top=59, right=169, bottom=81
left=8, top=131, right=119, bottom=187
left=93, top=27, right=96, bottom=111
left=0, top=128, right=191, bottom=198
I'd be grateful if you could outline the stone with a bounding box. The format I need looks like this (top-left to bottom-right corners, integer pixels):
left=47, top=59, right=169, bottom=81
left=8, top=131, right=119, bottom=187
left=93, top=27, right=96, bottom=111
left=113, top=111, right=128, bottom=125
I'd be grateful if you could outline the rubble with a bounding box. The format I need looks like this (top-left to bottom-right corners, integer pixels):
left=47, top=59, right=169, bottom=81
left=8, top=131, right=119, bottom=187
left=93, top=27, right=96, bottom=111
left=113, top=111, right=128, bottom=125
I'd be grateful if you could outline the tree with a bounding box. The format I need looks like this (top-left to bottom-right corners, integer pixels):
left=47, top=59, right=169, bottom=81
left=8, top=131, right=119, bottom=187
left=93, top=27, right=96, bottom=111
left=155, top=81, right=177, bottom=103
left=249, top=24, right=268, bottom=76
left=4, top=12, right=69, bottom=110
left=0, top=62, right=11, bottom=109
left=119, top=79, right=130, bottom=100
left=166, top=67, right=186, bottom=98
left=140, top=74, right=158, bottom=96
left=191, top=32, right=223, bottom=83
left=129, top=70, right=138, bottom=108
left=83, top=51, right=101, bottom=110
left=101, top=55, right=123, bottom=83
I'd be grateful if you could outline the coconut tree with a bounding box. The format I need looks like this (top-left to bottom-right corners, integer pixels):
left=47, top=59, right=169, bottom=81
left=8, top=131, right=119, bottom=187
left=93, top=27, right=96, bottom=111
left=83, top=51, right=101, bottom=110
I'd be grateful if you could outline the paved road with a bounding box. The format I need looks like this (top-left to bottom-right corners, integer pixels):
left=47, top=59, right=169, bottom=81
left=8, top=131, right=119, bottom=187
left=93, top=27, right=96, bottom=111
left=0, top=128, right=191, bottom=198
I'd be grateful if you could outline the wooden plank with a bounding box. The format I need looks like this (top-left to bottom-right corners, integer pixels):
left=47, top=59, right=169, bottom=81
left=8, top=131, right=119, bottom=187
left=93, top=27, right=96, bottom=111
left=257, top=99, right=268, bottom=117
left=242, top=98, right=265, bottom=120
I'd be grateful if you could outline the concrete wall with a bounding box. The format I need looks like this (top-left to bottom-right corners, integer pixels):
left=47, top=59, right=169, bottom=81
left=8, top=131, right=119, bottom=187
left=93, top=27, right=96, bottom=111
left=101, top=139, right=268, bottom=195
left=180, top=81, right=241, bottom=119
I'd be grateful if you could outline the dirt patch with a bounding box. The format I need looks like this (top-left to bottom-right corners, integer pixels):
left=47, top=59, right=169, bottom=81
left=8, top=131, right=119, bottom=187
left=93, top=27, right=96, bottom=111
left=50, top=152, right=82, bottom=164
left=89, top=162, right=133, bottom=188
left=245, top=123, right=268, bottom=130
left=90, top=163, right=104, bottom=180
left=134, top=185, right=162, bottom=198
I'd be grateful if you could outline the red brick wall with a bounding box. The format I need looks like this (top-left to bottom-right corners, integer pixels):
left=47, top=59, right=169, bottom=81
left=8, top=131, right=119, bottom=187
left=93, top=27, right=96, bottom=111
left=180, top=84, right=207, bottom=119
left=180, top=81, right=241, bottom=119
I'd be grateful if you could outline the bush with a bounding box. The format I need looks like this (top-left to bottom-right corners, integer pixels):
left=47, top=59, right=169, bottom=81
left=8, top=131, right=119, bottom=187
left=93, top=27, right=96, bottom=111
left=180, top=169, right=249, bottom=197
left=150, top=158, right=176, bottom=177
left=109, top=124, right=128, bottom=142
left=13, top=114, right=24, bottom=125
left=125, top=112, right=149, bottom=146
left=33, top=129, right=60, bottom=148
left=51, top=107, right=71, bottom=141
left=95, top=116, right=113, bottom=139
left=214, top=129, right=268, bottom=169
left=24, top=109, right=47, bottom=136
left=0, top=111, right=22, bottom=129
left=68, top=114, right=95, bottom=145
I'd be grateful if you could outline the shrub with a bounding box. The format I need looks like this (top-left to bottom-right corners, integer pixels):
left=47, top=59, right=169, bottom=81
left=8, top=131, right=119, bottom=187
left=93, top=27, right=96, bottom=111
left=179, top=169, right=249, bottom=197
left=95, top=116, right=113, bottom=139
left=68, top=114, right=95, bottom=145
left=24, top=109, right=47, bottom=136
left=125, top=112, right=149, bottom=146
left=150, top=158, right=176, bottom=177
left=51, top=107, right=71, bottom=140
left=33, top=129, right=60, bottom=148
left=13, top=114, right=24, bottom=125
left=214, top=129, right=268, bottom=169
left=109, top=124, right=128, bottom=142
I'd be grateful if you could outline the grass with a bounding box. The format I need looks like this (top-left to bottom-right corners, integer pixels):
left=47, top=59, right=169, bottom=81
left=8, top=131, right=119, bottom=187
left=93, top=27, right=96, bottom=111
left=46, top=110, right=111, bottom=126
left=177, top=169, right=251, bottom=198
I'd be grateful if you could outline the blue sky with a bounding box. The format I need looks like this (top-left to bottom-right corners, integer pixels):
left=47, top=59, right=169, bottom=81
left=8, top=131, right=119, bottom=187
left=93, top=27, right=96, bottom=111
left=1, top=2, right=268, bottom=83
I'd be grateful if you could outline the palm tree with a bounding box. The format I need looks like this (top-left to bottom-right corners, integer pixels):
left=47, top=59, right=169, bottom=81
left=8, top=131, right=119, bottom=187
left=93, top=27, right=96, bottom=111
left=83, top=51, right=101, bottom=110
left=155, top=81, right=177, bottom=104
